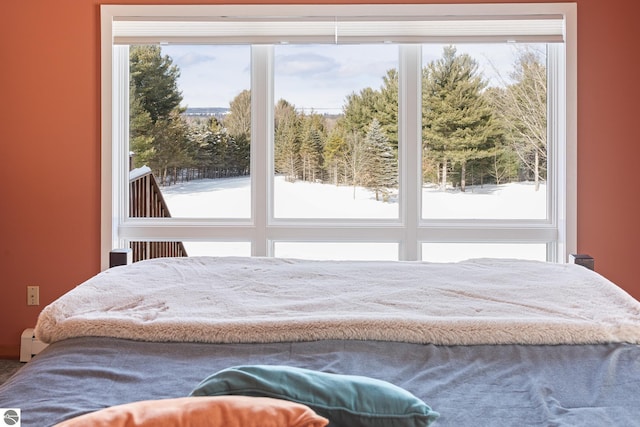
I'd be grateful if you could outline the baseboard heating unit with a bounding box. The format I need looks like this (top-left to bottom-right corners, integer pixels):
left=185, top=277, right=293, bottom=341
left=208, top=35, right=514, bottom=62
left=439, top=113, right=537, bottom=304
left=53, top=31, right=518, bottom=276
left=20, top=328, right=49, bottom=362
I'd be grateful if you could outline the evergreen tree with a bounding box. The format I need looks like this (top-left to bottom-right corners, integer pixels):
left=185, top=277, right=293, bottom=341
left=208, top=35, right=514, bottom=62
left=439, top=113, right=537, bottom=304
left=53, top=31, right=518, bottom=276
left=206, top=117, right=228, bottom=177
left=187, top=119, right=212, bottom=177
left=363, top=119, right=397, bottom=201
left=129, top=87, right=154, bottom=169
left=189, top=117, right=240, bottom=179
left=129, top=45, right=186, bottom=181
left=130, top=46, right=183, bottom=123
left=376, top=69, right=399, bottom=151
left=299, top=113, right=325, bottom=182
left=422, top=46, right=502, bottom=192
left=323, top=129, right=348, bottom=186
left=230, top=133, right=251, bottom=176
left=342, top=87, right=380, bottom=135
left=274, top=99, right=301, bottom=181
left=341, top=70, right=398, bottom=151
left=150, top=111, right=190, bottom=185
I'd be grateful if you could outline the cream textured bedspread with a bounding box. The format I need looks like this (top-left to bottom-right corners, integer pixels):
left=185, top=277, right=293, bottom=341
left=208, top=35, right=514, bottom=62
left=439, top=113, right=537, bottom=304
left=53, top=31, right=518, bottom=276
left=35, top=257, right=640, bottom=345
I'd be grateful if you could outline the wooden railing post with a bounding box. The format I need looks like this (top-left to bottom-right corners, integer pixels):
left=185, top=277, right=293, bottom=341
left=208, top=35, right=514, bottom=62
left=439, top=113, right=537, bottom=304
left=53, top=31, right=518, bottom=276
left=127, top=168, right=188, bottom=262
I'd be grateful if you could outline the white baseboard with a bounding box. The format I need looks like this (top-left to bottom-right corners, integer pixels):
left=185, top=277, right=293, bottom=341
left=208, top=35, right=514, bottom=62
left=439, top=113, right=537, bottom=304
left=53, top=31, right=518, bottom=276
left=20, top=328, right=48, bottom=362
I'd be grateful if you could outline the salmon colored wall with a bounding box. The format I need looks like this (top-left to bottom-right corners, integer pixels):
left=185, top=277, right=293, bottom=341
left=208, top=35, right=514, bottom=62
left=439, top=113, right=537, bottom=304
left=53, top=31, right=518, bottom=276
left=1, top=0, right=638, bottom=358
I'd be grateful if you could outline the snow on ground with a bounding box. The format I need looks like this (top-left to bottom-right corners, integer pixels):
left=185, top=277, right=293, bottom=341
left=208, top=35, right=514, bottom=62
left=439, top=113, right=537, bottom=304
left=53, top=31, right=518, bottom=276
left=162, top=176, right=251, bottom=218
left=161, top=176, right=547, bottom=260
left=422, top=181, right=546, bottom=219
left=162, top=175, right=546, bottom=220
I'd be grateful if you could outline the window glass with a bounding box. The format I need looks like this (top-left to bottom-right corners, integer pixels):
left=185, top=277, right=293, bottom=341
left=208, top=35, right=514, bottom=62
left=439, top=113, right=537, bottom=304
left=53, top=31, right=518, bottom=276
left=273, top=44, right=399, bottom=219
left=422, top=243, right=547, bottom=262
left=421, top=44, right=548, bottom=220
left=275, top=242, right=398, bottom=261
left=129, top=44, right=251, bottom=219
left=180, top=242, right=251, bottom=257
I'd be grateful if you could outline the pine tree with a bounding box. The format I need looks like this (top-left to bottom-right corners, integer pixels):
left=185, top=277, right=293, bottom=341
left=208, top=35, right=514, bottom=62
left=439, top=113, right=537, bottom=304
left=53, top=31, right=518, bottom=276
left=323, top=129, right=348, bottom=186
left=341, top=87, right=380, bottom=136
left=205, top=117, right=228, bottom=178
left=189, top=117, right=239, bottom=179
left=230, top=133, right=251, bottom=176
left=129, top=87, right=154, bottom=169
left=129, top=46, right=183, bottom=123
left=274, top=99, right=301, bottom=181
left=185, top=119, right=210, bottom=179
left=422, top=46, right=502, bottom=192
left=376, top=69, right=399, bottom=151
left=150, top=111, right=190, bottom=185
left=363, top=119, right=397, bottom=201
left=129, top=45, right=186, bottom=181
left=299, top=113, right=325, bottom=182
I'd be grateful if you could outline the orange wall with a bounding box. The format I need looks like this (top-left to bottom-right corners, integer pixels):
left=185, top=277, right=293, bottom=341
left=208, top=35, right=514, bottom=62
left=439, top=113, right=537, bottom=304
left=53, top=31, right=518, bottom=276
left=1, top=0, right=638, bottom=358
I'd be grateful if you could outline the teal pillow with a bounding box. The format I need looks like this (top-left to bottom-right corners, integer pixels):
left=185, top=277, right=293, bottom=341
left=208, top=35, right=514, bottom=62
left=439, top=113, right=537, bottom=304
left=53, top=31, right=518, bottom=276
left=190, top=365, right=439, bottom=427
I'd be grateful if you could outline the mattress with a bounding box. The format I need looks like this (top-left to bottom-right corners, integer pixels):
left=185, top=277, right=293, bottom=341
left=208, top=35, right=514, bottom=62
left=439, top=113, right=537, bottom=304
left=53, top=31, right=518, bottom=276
left=2, top=256, right=640, bottom=426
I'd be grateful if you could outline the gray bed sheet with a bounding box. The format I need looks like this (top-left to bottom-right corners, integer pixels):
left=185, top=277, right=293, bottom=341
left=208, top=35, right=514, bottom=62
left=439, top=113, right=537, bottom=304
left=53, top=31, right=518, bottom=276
left=1, top=337, right=639, bottom=427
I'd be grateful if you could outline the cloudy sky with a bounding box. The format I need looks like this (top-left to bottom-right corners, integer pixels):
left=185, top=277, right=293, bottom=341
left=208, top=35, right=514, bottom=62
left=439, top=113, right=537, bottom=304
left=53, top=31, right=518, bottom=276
left=161, top=43, right=524, bottom=112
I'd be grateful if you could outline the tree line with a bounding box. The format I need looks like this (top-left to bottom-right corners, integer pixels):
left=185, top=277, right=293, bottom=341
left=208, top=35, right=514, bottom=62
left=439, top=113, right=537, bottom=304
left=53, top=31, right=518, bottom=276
left=129, top=44, right=547, bottom=198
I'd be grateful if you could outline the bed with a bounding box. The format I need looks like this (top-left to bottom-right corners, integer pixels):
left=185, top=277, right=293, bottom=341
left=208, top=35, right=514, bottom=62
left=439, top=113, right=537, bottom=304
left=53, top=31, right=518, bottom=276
left=1, top=256, right=640, bottom=426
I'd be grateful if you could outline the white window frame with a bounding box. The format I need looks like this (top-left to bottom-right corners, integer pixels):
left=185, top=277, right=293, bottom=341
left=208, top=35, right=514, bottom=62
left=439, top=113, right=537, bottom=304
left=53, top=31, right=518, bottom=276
left=100, top=3, right=577, bottom=270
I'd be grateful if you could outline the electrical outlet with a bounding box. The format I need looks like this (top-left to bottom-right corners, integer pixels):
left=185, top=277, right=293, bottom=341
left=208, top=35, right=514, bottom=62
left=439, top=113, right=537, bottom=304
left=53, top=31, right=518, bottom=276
left=27, top=286, right=40, bottom=306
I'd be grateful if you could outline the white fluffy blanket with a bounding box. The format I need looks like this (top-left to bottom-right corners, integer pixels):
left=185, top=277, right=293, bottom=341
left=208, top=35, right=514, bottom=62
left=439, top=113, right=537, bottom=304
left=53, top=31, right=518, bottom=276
left=35, top=257, right=640, bottom=346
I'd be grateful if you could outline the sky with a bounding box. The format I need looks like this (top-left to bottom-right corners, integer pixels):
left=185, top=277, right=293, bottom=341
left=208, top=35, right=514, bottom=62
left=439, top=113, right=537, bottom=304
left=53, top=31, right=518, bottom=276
left=161, top=43, right=525, bottom=112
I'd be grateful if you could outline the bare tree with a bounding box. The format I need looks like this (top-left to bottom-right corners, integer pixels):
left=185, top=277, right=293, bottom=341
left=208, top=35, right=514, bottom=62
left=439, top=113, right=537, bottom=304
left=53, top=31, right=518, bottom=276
left=343, top=132, right=369, bottom=199
left=224, top=89, right=251, bottom=141
left=492, top=46, right=547, bottom=191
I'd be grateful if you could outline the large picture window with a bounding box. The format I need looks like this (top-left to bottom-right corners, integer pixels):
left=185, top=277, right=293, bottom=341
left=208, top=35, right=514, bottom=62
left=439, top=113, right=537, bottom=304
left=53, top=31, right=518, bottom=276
left=101, top=4, right=576, bottom=268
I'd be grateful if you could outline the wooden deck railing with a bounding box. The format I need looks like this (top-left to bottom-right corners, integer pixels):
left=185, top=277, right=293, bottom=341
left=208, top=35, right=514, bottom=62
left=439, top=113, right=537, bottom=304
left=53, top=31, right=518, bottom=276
left=129, top=168, right=188, bottom=262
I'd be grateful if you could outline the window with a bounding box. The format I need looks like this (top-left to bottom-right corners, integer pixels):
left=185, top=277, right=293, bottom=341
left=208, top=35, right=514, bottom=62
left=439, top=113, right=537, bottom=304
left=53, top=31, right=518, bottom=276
left=273, top=43, right=400, bottom=220
left=100, top=4, right=577, bottom=269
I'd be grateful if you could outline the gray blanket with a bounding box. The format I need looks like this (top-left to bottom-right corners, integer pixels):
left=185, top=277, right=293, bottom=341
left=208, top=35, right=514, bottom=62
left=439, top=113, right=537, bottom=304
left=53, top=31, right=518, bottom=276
left=1, top=337, right=639, bottom=427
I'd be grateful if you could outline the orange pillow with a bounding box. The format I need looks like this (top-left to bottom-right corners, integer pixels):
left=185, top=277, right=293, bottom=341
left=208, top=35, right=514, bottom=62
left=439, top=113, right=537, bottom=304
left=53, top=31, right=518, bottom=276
left=53, top=396, right=329, bottom=427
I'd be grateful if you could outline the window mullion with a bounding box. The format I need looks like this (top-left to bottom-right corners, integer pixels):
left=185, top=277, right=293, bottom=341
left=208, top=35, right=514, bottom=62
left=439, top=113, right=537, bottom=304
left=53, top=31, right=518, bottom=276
left=113, top=45, right=130, bottom=252
left=547, top=42, right=571, bottom=262
left=399, top=45, right=422, bottom=261
left=250, top=45, right=273, bottom=256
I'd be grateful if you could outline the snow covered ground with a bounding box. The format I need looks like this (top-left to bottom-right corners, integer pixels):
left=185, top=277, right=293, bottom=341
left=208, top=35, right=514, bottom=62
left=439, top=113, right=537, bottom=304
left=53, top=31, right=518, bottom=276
left=161, top=175, right=547, bottom=260
left=162, top=175, right=546, bottom=219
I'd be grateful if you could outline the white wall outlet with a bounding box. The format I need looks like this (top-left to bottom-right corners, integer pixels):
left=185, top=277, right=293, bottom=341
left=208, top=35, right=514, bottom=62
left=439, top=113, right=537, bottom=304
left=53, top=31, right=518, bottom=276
left=27, top=286, right=39, bottom=306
